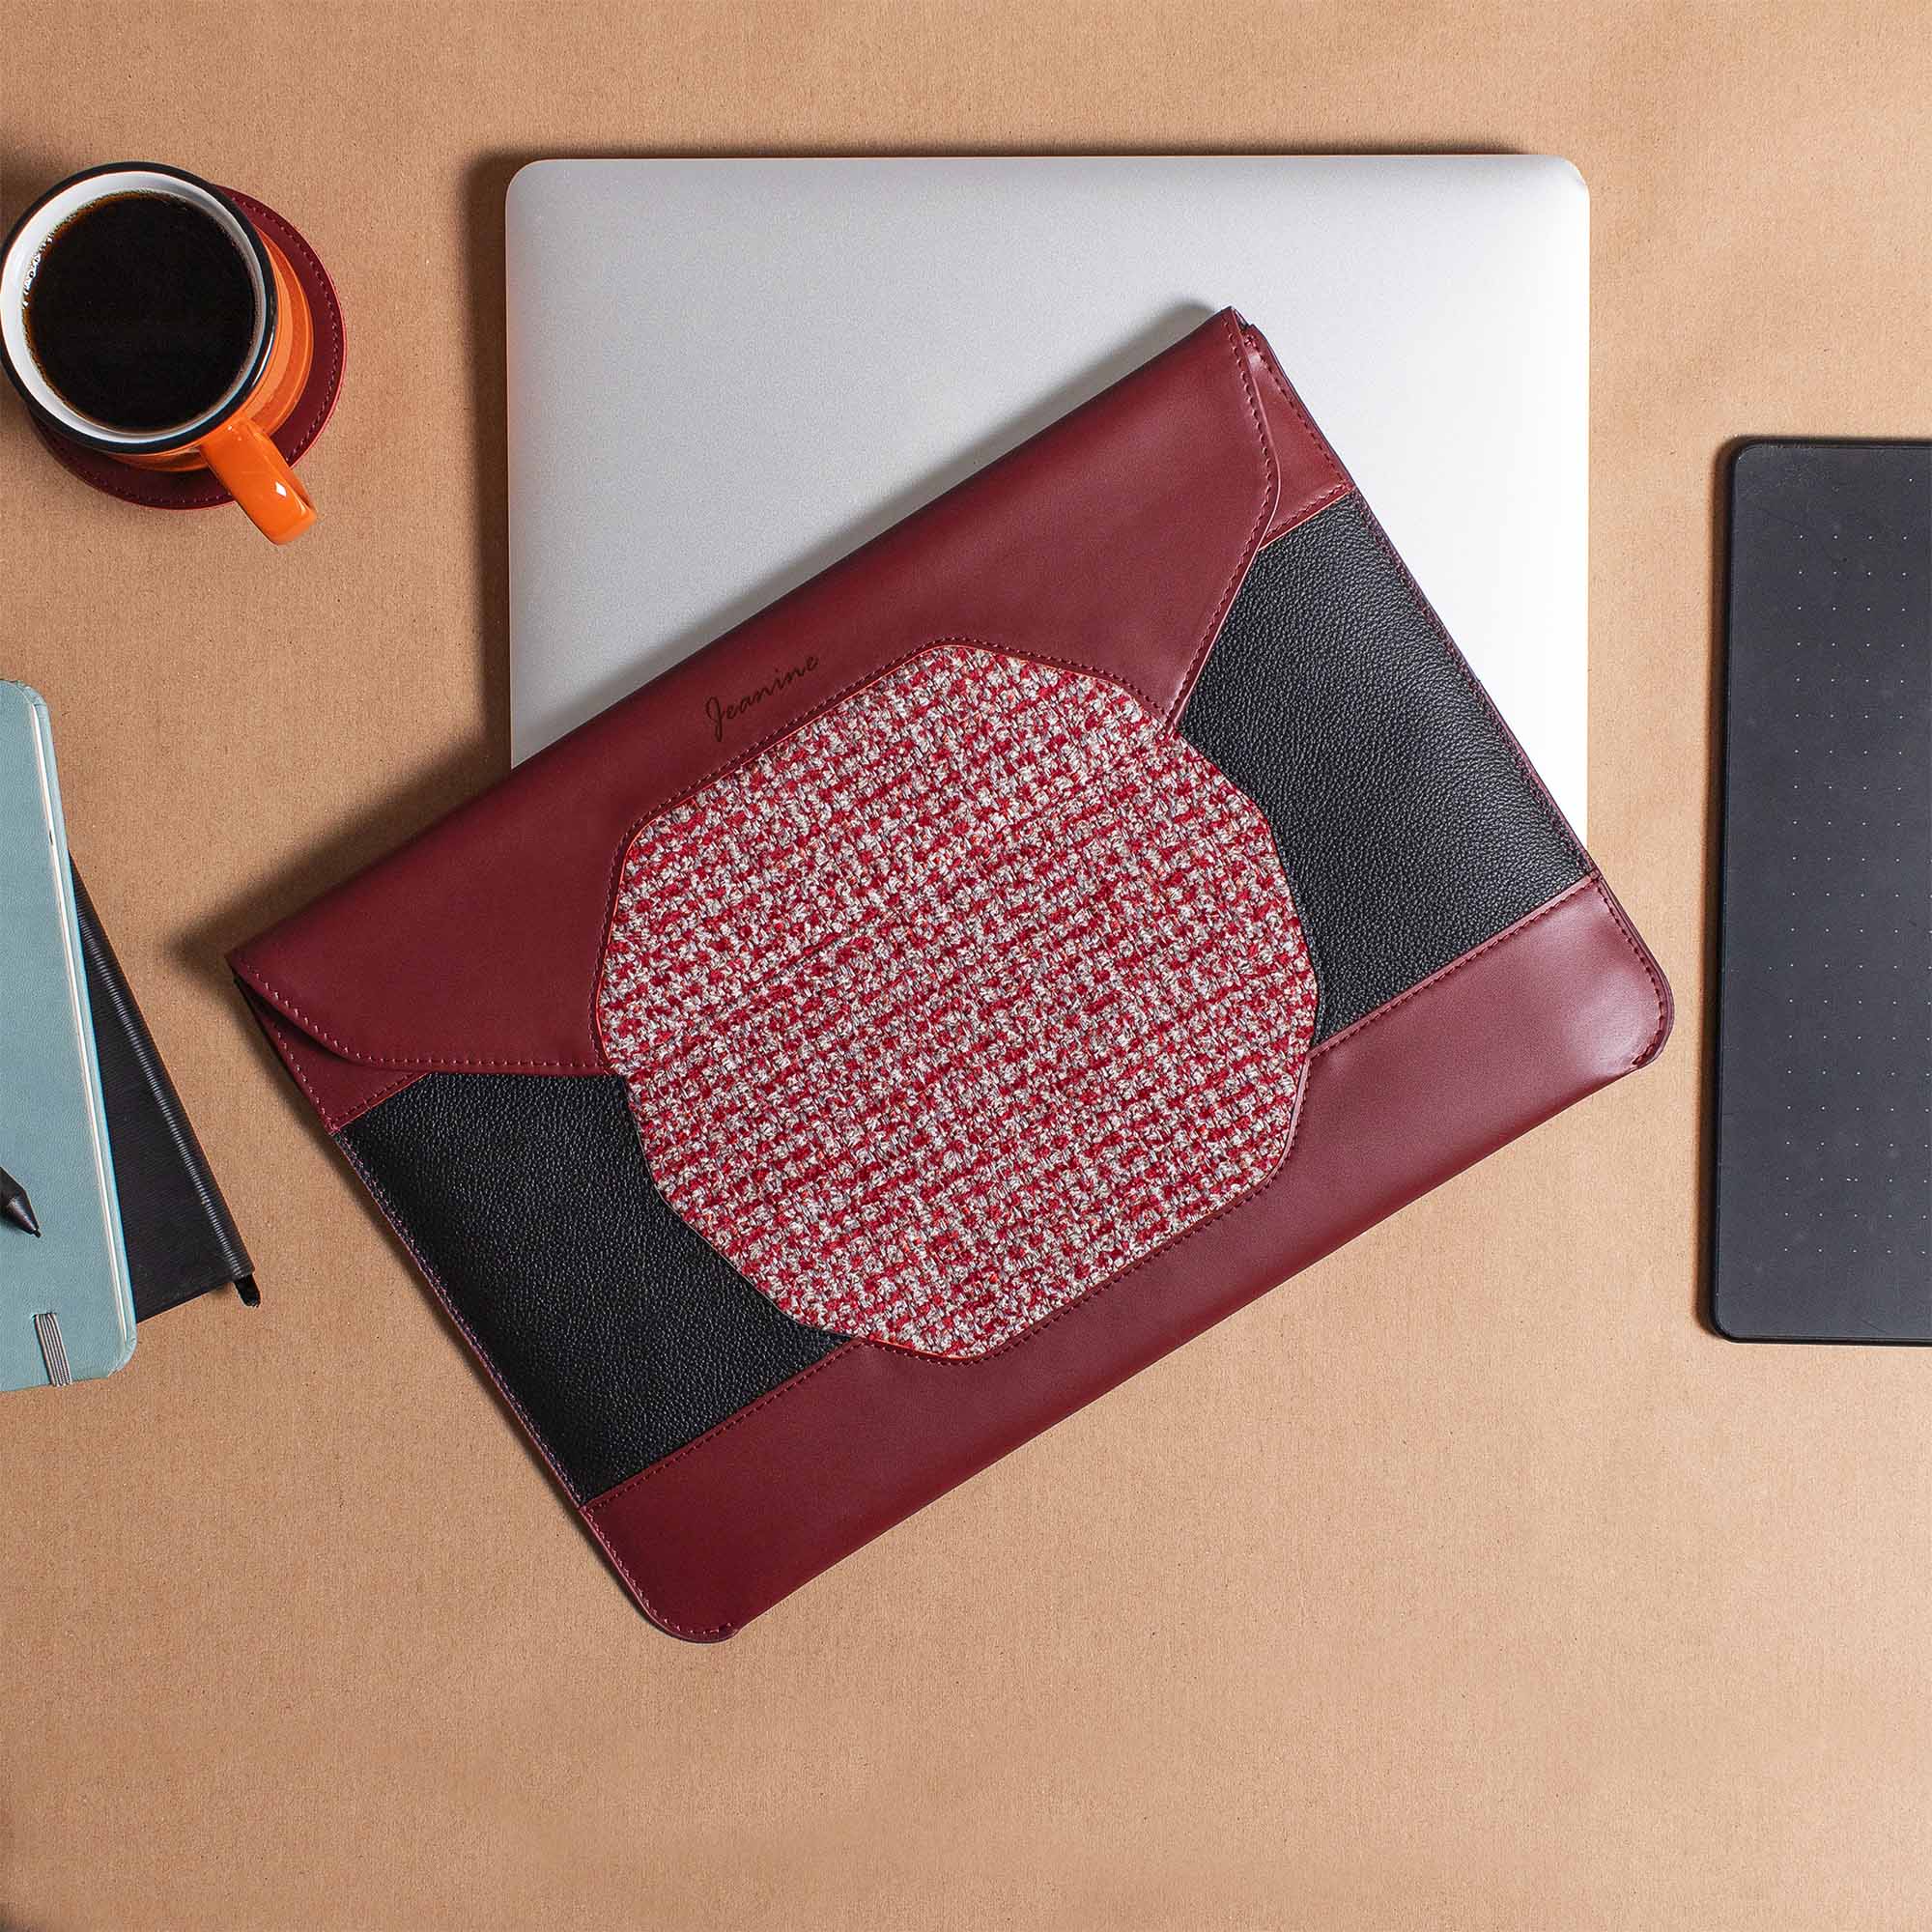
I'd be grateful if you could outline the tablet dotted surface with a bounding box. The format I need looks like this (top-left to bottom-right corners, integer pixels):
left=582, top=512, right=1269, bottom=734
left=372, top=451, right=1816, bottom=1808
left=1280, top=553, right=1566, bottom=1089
left=1714, top=441, right=1932, bottom=1341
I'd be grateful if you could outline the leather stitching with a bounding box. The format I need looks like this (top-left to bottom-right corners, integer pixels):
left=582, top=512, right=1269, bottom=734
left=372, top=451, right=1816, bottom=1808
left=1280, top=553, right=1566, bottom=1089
left=237, top=964, right=603, bottom=1072
left=578, top=1485, right=739, bottom=1641
left=242, top=989, right=419, bottom=1134
left=581, top=1340, right=863, bottom=1634
left=1245, top=330, right=1350, bottom=487
left=264, top=1005, right=341, bottom=1126
left=1586, top=877, right=1671, bottom=1068
left=1311, top=877, right=1594, bottom=1056
left=1264, top=475, right=1353, bottom=544
left=1241, top=327, right=1354, bottom=540
left=336, top=1136, right=583, bottom=1504
left=327, top=1069, right=422, bottom=1132
left=1350, top=494, right=1591, bottom=876
left=1166, top=313, right=1279, bottom=724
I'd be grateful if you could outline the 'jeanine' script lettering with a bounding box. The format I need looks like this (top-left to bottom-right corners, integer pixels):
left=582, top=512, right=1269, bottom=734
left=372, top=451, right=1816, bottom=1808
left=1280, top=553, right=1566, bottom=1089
left=705, top=655, right=821, bottom=741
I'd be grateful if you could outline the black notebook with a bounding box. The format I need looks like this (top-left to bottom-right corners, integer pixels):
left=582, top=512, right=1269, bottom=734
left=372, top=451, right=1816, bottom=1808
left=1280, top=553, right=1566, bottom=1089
left=71, top=867, right=257, bottom=1321
left=1713, top=440, right=1931, bottom=1342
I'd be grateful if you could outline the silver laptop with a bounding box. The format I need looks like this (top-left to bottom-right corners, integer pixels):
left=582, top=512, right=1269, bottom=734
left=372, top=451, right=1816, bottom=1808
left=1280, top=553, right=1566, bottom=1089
left=507, top=155, right=1589, bottom=831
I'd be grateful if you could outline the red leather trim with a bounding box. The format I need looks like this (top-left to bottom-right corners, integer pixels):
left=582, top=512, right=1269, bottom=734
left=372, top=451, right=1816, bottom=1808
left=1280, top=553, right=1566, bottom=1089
left=238, top=983, right=420, bottom=1134
left=228, top=309, right=1303, bottom=1075
left=1236, top=320, right=1355, bottom=548
left=581, top=875, right=1669, bottom=1639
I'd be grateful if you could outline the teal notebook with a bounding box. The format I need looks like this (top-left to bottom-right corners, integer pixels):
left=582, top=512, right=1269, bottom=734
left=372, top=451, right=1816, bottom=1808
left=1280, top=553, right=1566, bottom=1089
left=0, top=683, right=134, bottom=1387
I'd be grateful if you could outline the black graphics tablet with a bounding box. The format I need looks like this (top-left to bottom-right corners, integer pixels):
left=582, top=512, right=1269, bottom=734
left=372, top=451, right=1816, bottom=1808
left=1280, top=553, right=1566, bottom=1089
left=1713, top=440, right=1931, bottom=1341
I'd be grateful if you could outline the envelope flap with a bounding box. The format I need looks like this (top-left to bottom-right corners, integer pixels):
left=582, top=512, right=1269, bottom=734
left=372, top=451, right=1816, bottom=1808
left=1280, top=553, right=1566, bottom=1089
left=229, top=309, right=1349, bottom=1081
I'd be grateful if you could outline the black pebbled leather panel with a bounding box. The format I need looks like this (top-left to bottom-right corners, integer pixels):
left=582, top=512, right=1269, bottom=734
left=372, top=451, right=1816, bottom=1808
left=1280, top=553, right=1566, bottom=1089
left=339, top=1072, right=844, bottom=1500
left=1180, top=493, right=1587, bottom=1038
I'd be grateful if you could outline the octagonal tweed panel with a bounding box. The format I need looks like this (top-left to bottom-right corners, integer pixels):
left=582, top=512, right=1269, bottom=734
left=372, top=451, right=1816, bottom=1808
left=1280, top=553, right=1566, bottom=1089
left=595, top=645, right=1319, bottom=1359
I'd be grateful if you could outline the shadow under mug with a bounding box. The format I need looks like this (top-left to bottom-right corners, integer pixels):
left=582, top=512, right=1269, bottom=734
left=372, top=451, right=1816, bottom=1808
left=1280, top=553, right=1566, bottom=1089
left=0, top=162, right=318, bottom=544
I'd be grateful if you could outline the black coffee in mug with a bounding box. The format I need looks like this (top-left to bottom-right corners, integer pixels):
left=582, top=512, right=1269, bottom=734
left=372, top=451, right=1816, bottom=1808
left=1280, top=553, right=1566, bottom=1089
left=25, top=192, right=256, bottom=432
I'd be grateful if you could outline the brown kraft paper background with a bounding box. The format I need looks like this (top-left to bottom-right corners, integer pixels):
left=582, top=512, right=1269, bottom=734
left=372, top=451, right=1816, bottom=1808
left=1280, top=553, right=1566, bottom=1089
left=0, top=3, right=1926, bottom=1927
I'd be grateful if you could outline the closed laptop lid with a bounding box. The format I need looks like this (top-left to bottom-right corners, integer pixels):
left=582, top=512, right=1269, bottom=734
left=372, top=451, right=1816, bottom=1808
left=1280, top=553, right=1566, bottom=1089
left=506, top=154, right=1589, bottom=833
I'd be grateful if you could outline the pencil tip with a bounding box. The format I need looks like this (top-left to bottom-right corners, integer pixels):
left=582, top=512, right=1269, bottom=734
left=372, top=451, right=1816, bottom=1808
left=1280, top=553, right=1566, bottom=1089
left=3, top=1196, right=40, bottom=1237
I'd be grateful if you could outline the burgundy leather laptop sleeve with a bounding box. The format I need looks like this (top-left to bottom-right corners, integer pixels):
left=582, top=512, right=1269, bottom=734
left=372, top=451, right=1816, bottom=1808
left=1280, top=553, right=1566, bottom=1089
left=230, top=311, right=1671, bottom=1639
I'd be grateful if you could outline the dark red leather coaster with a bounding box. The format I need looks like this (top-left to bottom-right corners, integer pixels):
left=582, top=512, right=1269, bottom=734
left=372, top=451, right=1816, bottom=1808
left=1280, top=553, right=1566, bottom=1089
left=29, top=188, right=344, bottom=511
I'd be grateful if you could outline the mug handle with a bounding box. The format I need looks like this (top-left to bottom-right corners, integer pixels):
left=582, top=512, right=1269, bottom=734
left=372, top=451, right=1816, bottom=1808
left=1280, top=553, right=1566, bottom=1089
left=198, top=414, right=317, bottom=545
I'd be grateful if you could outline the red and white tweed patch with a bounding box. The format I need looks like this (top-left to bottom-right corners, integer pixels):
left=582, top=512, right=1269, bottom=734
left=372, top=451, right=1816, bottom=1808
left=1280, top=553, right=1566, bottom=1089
left=595, top=645, right=1319, bottom=1359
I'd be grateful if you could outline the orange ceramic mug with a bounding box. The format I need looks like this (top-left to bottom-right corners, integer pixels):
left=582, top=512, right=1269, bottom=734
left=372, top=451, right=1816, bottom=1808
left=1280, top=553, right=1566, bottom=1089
left=0, top=163, right=317, bottom=543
